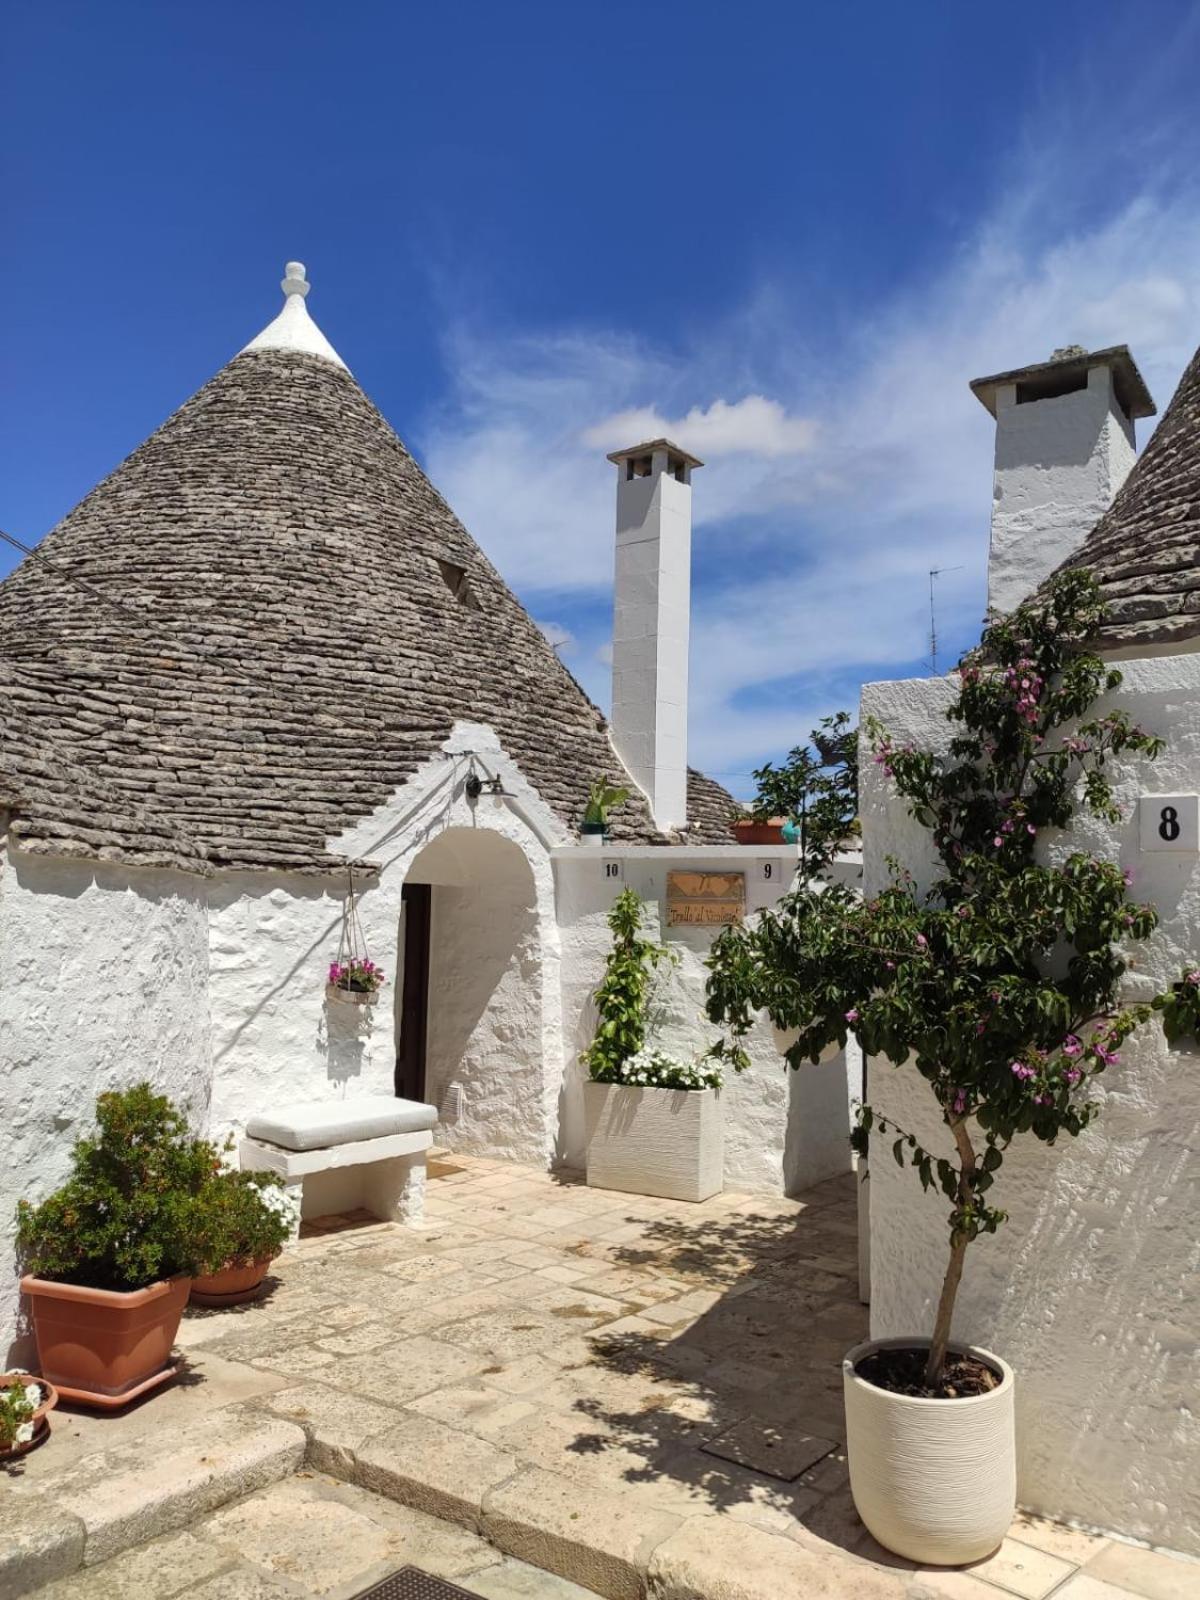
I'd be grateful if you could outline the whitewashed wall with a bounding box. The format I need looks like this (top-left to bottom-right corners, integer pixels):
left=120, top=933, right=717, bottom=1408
left=207, top=724, right=566, bottom=1162
left=0, top=845, right=211, bottom=1362
left=860, top=659, right=1200, bottom=1555
left=554, top=848, right=860, bottom=1194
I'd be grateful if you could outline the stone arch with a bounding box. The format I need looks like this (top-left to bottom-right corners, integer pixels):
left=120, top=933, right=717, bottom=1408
left=401, top=826, right=550, bottom=1164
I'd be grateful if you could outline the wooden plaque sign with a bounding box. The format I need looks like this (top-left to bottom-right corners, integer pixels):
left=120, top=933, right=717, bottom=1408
left=666, top=870, right=746, bottom=926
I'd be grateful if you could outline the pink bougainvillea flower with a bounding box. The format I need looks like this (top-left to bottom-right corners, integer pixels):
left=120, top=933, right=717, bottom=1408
left=1062, top=1035, right=1082, bottom=1058
left=845, top=1008, right=859, bottom=1023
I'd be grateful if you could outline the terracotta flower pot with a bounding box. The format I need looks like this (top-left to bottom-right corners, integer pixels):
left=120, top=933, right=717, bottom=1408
left=0, top=1373, right=58, bottom=1460
left=190, top=1254, right=276, bottom=1308
left=19, top=1273, right=191, bottom=1408
left=731, top=817, right=788, bottom=845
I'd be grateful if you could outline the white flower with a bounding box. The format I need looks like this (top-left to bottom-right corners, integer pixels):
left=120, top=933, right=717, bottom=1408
left=14, top=1422, right=34, bottom=1444
left=23, top=1384, right=41, bottom=1409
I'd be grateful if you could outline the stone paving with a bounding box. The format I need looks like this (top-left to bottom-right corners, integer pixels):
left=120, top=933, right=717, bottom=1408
left=7, top=1154, right=1196, bottom=1600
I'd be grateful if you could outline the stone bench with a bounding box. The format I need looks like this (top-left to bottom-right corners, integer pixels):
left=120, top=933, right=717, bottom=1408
left=239, top=1096, right=438, bottom=1241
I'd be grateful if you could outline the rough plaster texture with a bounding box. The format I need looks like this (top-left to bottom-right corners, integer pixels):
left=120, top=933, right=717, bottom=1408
left=987, top=366, right=1136, bottom=616
left=209, top=725, right=566, bottom=1170
left=554, top=850, right=858, bottom=1194
left=860, top=660, right=1200, bottom=1554
left=0, top=845, right=211, bottom=1362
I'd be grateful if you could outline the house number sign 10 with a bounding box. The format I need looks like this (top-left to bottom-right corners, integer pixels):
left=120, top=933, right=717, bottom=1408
left=1139, top=795, right=1200, bottom=853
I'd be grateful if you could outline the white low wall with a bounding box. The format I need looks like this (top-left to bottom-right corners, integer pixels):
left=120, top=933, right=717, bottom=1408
left=861, top=658, right=1200, bottom=1554
left=0, top=845, right=211, bottom=1362
left=554, top=847, right=859, bottom=1195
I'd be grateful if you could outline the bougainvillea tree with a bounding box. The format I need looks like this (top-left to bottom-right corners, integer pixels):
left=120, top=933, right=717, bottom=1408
left=706, top=571, right=1177, bottom=1390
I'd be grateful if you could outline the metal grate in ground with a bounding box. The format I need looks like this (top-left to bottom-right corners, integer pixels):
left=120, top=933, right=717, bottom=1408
left=351, top=1568, right=478, bottom=1600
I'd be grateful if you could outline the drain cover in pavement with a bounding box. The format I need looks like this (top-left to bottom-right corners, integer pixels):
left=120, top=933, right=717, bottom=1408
left=351, top=1568, right=477, bottom=1600
left=700, top=1418, right=837, bottom=1481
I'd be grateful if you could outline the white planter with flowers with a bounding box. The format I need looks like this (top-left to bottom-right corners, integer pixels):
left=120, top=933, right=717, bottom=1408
left=585, top=1051, right=724, bottom=1202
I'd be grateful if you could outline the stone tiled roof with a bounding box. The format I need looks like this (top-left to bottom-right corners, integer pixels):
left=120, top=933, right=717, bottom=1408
left=1050, top=341, right=1200, bottom=650
left=0, top=347, right=735, bottom=873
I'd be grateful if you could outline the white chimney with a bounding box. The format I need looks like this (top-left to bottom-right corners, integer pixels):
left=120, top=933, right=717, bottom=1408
left=971, top=344, right=1155, bottom=616
left=607, top=438, right=703, bottom=831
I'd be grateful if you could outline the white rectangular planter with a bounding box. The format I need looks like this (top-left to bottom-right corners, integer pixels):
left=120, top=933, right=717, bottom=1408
left=584, top=1082, right=724, bottom=1202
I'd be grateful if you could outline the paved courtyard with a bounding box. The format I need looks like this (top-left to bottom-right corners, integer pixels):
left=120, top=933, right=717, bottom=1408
left=5, top=1154, right=1194, bottom=1600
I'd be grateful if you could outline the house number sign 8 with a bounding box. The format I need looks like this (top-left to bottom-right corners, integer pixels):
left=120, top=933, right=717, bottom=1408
left=1139, top=795, right=1200, bottom=853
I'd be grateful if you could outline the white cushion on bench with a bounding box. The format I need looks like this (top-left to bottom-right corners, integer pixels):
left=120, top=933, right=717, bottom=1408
left=246, top=1095, right=438, bottom=1152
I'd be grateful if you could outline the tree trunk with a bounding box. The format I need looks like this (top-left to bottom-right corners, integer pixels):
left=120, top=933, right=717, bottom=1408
left=924, top=1115, right=978, bottom=1388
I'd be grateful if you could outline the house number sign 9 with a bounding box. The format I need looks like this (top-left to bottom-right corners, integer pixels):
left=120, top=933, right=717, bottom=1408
left=1139, top=795, right=1200, bottom=853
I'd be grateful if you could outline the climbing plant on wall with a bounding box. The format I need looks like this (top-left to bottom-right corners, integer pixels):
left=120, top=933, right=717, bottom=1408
left=705, top=570, right=1174, bottom=1391
left=583, top=889, right=676, bottom=1082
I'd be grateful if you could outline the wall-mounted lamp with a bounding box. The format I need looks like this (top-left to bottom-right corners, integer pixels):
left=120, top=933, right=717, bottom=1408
left=465, top=768, right=505, bottom=802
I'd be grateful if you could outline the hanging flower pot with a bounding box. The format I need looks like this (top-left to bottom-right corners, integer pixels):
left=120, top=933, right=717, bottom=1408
left=326, top=961, right=383, bottom=1006
left=324, top=869, right=386, bottom=1005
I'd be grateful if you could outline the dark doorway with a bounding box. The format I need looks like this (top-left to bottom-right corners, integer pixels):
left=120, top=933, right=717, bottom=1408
left=397, top=883, right=431, bottom=1102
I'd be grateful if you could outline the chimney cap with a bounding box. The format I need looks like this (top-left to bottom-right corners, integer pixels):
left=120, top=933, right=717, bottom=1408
left=606, top=436, right=704, bottom=470
left=969, top=344, right=1156, bottom=420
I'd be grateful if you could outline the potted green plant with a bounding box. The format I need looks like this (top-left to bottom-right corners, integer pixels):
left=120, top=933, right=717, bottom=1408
left=190, top=1167, right=293, bottom=1307
left=0, top=1373, right=57, bottom=1460
left=707, top=573, right=1172, bottom=1564
left=583, top=889, right=734, bottom=1200
left=731, top=713, right=858, bottom=848
left=580, top=778, right=630, bottom=846
left=16, top=1084, right=214, bottom=1408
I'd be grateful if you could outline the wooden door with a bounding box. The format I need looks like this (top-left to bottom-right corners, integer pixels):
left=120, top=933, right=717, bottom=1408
left=396, top=883, right=431, bottom=1102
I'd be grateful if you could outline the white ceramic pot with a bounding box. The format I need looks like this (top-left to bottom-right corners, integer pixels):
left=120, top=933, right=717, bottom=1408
left=843, top=1336, right=1015, bottom=1565
left=584, top=1082, right=723, bottom=1202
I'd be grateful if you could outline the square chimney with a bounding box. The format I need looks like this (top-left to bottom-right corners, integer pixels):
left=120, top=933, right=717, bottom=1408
left=607, top=438, right=703, bottom=831
left=971, top=344, right=1155, bottom=616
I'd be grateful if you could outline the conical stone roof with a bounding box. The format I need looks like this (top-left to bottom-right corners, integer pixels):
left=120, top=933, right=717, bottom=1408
left=0, top=273, right=735, bottom=873
left=1050, top=340, right=1200, bottom=650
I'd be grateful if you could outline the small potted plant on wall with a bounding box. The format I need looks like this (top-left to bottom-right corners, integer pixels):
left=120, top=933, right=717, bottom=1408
left=707, top=573, right=1173, bottom=1564
left=583, top=888, right=735, bottom=1200
left=731, top=713, right=859, bottom=848
left=190, top=1167, right=293, bottom=1308
left=16, top=1083, right=213, bottom=1408
left=580, top=777, right=631, bottom=846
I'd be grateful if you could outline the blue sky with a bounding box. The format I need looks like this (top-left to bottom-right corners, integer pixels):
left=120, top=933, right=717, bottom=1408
left=5, top=3, right=1200, bottom=796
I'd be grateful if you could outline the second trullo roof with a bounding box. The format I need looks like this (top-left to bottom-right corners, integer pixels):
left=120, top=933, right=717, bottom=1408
left=0, top=265, right=735, bottom=872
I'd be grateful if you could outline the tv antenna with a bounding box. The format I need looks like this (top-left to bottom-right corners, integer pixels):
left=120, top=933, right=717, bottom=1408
left=928, top=565, right=963, bottom=675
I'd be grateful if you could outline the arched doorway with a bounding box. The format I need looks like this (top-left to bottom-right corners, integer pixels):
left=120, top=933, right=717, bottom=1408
left=397, top=827, right=547, bottom=1163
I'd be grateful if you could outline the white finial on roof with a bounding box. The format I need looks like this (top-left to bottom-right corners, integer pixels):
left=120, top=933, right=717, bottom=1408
left=240, top=259, right=347, bottom=370
left=282, top=262, right=310, bottom=297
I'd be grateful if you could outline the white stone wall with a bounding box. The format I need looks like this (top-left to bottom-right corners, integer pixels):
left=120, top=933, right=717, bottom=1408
left=554, top=848, right=860, bottom=1194
left=987, top=366, right=1136, bottom=616
left=0, top=846, right=211, bottom=1362
left=419, top=828, right=555, bottom=1165
left=860, top=660, right=1200, bottom=1554
left=207, top=724, right=567, bottom=1167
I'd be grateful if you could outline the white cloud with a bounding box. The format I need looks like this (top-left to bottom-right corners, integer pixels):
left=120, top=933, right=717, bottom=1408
left=536, top=620, right=575, bottom=654
left=582, top=395, right=817, bottom=460
left=419, top=115, right=1200, bottom=783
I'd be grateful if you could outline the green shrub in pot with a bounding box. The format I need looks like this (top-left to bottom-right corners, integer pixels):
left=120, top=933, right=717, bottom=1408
left=16, top=1083, right=214, bottom=1290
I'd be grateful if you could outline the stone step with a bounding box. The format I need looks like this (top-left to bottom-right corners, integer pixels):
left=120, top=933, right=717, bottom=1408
left=3, top=1408, right=305, bottom=1596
